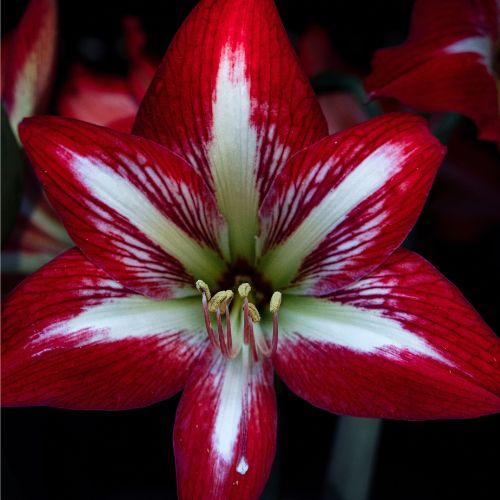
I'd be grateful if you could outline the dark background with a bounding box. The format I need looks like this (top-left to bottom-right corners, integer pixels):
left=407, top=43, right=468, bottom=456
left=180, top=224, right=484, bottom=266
left=2, top=1, right=500, bottom=499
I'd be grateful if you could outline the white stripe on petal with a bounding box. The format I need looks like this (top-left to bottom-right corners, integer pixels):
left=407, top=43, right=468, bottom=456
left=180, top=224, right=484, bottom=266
left=208, top=45, right=259, bottom=262
left=32, top=296, right=205, bottom=349
left=443, top=36, right=492, bottom=72
left=261, top=144, right=406, bottom=288
left=212, top=349, right=250, bottom=463
left=69, top=152, right=225, bottom=284
left=279, top=295, right=452, bottom=364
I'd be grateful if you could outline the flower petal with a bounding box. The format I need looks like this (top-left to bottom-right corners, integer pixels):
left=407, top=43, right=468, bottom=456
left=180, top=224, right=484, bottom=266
left=2, top=248, right=207, bottom=410
left=134, top=0, right=327, bottom=262
left=271, top=249, right=500, bottom=419
left=57, top=65, right=139, bottom=132
left=19, top=116, right=228, bottom=299
left=174, top=347, right=276, bottom=499
left=3, top=0, right=57, bottom=139
left=259, top=113, right=445, bottom=295
left=365, top=0, right=500, bottom=143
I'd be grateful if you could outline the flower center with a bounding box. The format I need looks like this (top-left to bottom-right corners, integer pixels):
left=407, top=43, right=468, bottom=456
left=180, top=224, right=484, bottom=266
left=195, top=279, right=281, bottom=361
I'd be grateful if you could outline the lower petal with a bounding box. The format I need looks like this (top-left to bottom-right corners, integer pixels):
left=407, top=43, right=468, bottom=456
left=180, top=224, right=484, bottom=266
left=272, top=250, right=500, bottom=419
left=2, top=249, right=207, bottom=410
left=174, top=347, right=276, bottom=500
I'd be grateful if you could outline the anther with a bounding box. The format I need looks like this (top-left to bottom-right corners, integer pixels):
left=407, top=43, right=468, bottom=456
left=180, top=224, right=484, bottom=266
left=209, top=290, right=232, bottom=315
left=270, top=292, right=282, bottom=313
left=238, top=283, right=251, bottom=298
left=196, top=280, right=211, bottom=301
left=247, top=303, right=261, bottom=322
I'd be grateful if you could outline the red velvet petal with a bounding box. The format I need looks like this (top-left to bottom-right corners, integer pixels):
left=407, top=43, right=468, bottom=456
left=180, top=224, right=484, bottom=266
left=134, top=0, right=327, bottom=215
left=19, top=116, right=228, bottom=299
left=2, top=249, right=207, bottom=410
left=365, top=0, right=500, bottom=143
left=3, top=0, right=57, bottom=137
left=134, top=0, right=327, bottom=179
left=272, top=249, right=500, bottom=419
left=174, top=347, right=276, bottom=499
left=259, top=113, right=445, bottom=295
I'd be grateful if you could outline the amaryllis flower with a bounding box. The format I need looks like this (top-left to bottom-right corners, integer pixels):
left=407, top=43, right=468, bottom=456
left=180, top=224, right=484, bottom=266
left=1, top=0, right=70, bottom=275
left=58, top=17, right=157, bottom=133
left=365, top=0, right=500, bottom=144
left=3, top=0, right=500, bottom=498
left=2, top=0, right=57, bottom=140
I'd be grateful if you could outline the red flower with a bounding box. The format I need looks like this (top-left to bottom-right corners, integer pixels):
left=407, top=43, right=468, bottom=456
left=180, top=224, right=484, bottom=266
left=365, top=0, right=500, bottom=144
left=1, top=0, right=71, bottom=274
left=2, top=0, right=57, bottom=140
left=3, top=1, right=500, bottom=498
left=57, top=17, right=157, bottom=133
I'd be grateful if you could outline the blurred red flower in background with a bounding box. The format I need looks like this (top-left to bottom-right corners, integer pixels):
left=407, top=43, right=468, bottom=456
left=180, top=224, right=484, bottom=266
left=365, top=0, right=500, bottom=144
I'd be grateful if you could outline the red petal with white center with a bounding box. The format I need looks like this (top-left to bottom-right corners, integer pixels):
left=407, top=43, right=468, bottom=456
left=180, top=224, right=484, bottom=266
left=19, top=116, right=228, bottom=299
left=272, top=249, right=500, bottom=419
left=2, top=248, right=207, bottom=410
left=3, top=0, right=57, bottom=139
left=57, top=65, right=138, bottom=132
left=365, top=0, right=500, bottom=143
left=134, top=0, right=327, bottom=262
left=174, top=347, right=276, bottom=499
left=259, top=113, right=445, bottom=295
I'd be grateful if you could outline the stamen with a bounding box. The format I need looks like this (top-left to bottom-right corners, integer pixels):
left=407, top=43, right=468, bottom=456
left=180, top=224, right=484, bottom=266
left=269, top=291, right=281, bottom=357
left=195, top=280, right=211, bottom=301
left=247, top=303, right=261, bottom=322
left=270, top=291, right=282, bottom=313
left=256, top=291, right=282, bottom=358
left=243, top=298, right=250, bottom=345
left=247, top=317, right=259, bottom=362
left=238, top=282, right=251, bottom=298
left=196, top=281, right=217, bottom=347
left=209, top=290, right=230, bottom=314
left=216, top=307, right=228, bottom=357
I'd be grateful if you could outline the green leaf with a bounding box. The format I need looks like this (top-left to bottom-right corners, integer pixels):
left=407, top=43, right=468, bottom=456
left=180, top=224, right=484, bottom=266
left=1, top=106, right=24, bottom=244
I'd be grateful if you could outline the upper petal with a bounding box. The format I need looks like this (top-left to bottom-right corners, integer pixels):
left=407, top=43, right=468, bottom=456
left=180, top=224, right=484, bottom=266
left=365, top=0, right=500, bottom=143
left=134, top=0, right=327, bottom=262
left=19, top=116, right=228, bottom=299
left=259, top=113, right=445, bottom=295
left=174, top=346, right=276, bottom=500
left=2, top=249, right=207, bottom=410
left=271, top=249, right=500, bottom=419
left=2, top=0, right=57, bottom=139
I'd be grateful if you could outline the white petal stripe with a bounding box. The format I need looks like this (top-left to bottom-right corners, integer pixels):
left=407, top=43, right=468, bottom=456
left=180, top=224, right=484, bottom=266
left=70, top=152, right=226, bottom=284
left=260, top=144, right=407, bottom=288
left=278, top=295, right=452, bottom=364
left=32, top=296, right=205, bottom=350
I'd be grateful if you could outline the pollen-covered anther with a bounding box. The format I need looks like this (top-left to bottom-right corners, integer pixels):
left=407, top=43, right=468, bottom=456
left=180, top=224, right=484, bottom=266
left=195, top=279, right=211, bottom=301
left=238, top=282, right=251, bottom=298
left=270, top=291, right=282, bottom=313
left=247, top=303, right=261, bottom=322
left=258, top=291, right=282, bottom=358
left=208, top=290, right=233, bottom=315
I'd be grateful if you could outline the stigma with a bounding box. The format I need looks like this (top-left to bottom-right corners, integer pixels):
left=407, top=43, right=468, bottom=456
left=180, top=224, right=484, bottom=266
left=195, top=280, right=281, bottom=361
